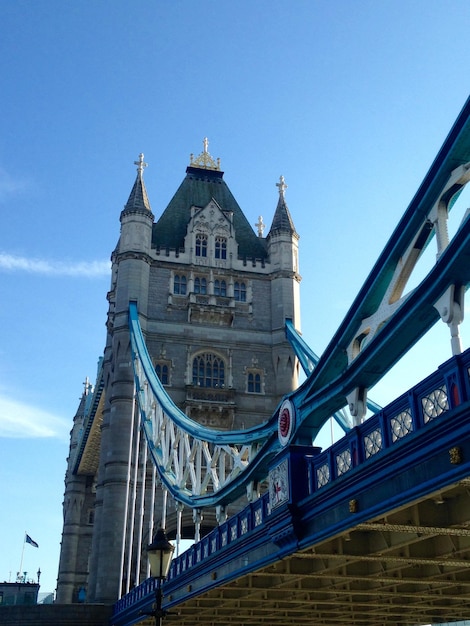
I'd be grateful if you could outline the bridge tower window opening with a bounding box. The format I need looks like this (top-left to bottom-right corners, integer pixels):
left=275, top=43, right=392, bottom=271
left=234, top=281, right=246, bottom=302
left=215, top=236, right=227, bottom=259
left=247, top=370, right=263, bottom=393
left=155, top=362, right=170, bottom=385
left=214, top=279, right=227, bottom=296
left=194, top=277, right=207, bottom=295
left=195, top=233, right=208, bottom=257
left=173, top=274, right=187, bottom=295
left=192, top=353, right=225, bottom=388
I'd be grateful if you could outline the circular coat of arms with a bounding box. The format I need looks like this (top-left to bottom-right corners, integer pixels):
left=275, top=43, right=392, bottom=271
left=278, top=399, right=295, bottom=446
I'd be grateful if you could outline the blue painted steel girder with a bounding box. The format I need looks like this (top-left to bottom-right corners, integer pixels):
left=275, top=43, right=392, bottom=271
left=295, top=96, right=470, bottom=424
left=296, top=210, right=470, bottom=431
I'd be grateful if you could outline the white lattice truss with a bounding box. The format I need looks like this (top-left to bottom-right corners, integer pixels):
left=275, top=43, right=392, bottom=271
left=129, top=302, right=277, bottom=509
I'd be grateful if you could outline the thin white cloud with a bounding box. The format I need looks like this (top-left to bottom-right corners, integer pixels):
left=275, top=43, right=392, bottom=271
left=0, top=167, right=30, bottom=200
left=0, top=394, right=69, bottom=440
left=0, top=253, right=110, bottom=277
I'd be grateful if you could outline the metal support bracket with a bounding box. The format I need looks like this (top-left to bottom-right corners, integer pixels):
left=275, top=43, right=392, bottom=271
left=434, top=284, right=465, bottom=355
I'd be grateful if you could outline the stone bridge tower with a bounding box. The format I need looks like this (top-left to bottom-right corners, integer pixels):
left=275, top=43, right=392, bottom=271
left=56, top=141, right=301, bottom=604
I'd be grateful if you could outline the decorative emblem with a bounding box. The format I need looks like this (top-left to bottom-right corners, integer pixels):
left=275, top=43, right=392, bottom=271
left=189, top=138, right=221, bottom=171
left=278, top=399, right=295, bottom=446
left=269, top=459, right=289, bottom=508
left=449, top=446, right=463, bottom=464
left=349, top=499, right=358, bottom=513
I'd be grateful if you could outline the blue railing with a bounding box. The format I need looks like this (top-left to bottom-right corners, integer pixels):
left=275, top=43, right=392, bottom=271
left=113, top=576, right=158, bottom=620
left=307, top=349, right=470, bottom=493
left=168, top=493, right=270, bottom=580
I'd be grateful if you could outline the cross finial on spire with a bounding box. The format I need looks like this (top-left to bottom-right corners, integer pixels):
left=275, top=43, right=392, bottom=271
left=255, top=215, right=265, bottom=237
left=134, top=153, right=148, bottom=174
left=83, top=377, right=92, bottom=396
left=276, top=175, right=287, bottom=197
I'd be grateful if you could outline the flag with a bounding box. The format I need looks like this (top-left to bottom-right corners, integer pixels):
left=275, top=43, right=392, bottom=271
left=25, top=534, right=39, bottom=548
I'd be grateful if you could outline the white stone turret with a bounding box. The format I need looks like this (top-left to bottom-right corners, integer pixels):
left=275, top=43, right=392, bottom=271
left=267, top=176, right=301, bottom=391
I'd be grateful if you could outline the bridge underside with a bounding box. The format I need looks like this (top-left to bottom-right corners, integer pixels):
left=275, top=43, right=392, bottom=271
left=134, top=479, right=470, bottom=626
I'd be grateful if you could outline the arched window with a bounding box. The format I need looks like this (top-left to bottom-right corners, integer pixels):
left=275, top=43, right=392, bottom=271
left=195, top=233, right=208, bottom=257
left=173, top=275, right=187, bottom=295
left=192, top=353, right=225, bottom=388
left=215, top=237, right=227, bottom=259
left=247, top=371, right=262, bottom=393
left=155, top=363, right=169, bottom=385
left=194, top=277, right=207, bottom=295
left=214, top=279, right=227, bottom=296
left=234, top=281, right=247, bottom=302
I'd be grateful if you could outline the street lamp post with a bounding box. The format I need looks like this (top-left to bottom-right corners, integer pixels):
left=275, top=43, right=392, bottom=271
left=147, top=528, right=175, bottom=626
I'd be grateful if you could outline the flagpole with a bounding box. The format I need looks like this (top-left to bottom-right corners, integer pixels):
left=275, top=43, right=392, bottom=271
left=18, top=532, right=26, bottom=581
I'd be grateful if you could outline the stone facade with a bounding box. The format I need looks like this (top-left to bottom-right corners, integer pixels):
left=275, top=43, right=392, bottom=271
left=0, top=604, right=112, bottom=626
left=0, top=582, right=39, bottom=606
left=56, top=144, right=301, bottom=605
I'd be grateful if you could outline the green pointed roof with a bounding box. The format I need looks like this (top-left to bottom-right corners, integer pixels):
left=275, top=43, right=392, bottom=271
left=152, top=165, right=267, bottom=260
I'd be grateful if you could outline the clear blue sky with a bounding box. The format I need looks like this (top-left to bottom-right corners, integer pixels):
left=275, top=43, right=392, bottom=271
left=1, top=0, right=470, bottom=596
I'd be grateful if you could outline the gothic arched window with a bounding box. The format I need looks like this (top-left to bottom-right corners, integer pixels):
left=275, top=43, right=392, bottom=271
left=192, top=353, right=225, bottom=388
left=195, top=233, right=208, bottom=257
left=194, top=277, right=207, bottom=295
left=247, top=371, right=262, bottom=393
left=155, top=362, right=169, bottom=385
left=234, top=281, right=247, bottom=302
left=215, top=237, right=227, bottom=259
left=214, top=279, right=227, bottom=296
left=173, top=275, right=187, bottom=295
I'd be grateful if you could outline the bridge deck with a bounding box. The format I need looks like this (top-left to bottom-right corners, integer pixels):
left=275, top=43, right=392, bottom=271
left=162, top=479, right=470, bottom=626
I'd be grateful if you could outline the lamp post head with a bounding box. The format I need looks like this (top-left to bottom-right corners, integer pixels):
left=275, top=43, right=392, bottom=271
left=147, top=528, right=175, bottom=580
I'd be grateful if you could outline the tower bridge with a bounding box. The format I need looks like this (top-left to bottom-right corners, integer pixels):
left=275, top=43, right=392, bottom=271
left=57, top=97, right=470, bottom=625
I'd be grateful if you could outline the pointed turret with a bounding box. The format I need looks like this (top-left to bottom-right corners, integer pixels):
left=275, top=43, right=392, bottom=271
left=267, top=175, right=301, bottom=391
left=267, top=176, right=298, bottom=238
left=118, top=153, right=154, bottom=258
left=56, top=378, right=95, bottom=603
left=122, top=153, right=152, bottom=214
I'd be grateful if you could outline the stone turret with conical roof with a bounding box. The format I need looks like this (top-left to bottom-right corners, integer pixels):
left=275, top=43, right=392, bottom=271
left=56, top=379, right=94, bottom=603
left=267, top=176, right=301, bottom=391
left=114, top=153, right=155, bottom=311
left=119, top=153, right=154, bottom=253
left=267, top=175, right=301, bottom=322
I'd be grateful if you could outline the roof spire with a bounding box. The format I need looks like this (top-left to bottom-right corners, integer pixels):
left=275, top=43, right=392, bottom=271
left=276, top=175, right=288, bottom=198
left=123, top=153, right=152, bottom=212
left=134, top=153, right=148, bottom=175
left=268, top=174, right=298, bottom=238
